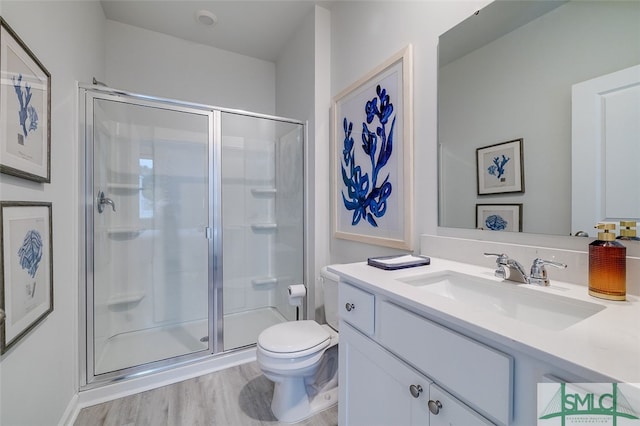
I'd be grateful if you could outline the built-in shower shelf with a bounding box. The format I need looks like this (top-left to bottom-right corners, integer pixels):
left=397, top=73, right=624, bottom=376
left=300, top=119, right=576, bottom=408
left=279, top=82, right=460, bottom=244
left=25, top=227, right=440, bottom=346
left=107, top=183, right=142, bottom=190
left=251, top=187, right=277, bottom=196
left=107, top=227, right=145, bottom=238
left=107, top=292, right=145, bottom=307
left=251, top=223, right=277, bottom=231
left=251, top=277, right=278, bottom=288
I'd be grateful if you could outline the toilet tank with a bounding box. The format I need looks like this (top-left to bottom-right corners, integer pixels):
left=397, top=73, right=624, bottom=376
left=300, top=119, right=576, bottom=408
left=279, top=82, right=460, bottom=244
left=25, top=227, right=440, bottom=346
left=320, top=267, right=340, bottom=331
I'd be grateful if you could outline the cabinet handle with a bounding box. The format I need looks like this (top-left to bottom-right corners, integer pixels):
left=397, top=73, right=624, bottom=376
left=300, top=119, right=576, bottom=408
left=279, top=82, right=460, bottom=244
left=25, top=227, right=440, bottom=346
left=409, top=384, right=423, bottom=398
left=428, top=399, right=443, bottom=415
left=345, top=302, right=355, bottom=312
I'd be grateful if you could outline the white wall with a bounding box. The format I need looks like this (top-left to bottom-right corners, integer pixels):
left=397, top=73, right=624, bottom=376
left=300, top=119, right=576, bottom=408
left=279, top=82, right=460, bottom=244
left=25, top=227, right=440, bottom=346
left=329, top=1, right=488, bottom=264
left=105, top=20, right=276, bottom=115
left=0, top=1, right=105, bottom=424
left=439, top=1, right=640, bottom=235
left=275, top=5, right=331, bottom=319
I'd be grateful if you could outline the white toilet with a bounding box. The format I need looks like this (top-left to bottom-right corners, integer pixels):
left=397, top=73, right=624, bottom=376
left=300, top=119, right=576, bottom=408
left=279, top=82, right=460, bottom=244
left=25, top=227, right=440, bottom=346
left=256, top=267, right=339, bottom=423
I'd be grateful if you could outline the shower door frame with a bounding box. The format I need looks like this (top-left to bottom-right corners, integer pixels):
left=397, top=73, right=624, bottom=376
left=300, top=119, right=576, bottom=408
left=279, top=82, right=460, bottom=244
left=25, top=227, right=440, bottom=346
left=79, top=87, right=220, bottom=387
left=78, top=84, right=307, bottom=389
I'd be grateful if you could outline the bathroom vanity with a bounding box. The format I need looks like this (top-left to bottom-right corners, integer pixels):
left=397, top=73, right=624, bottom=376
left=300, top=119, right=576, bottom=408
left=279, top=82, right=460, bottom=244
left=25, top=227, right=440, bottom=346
left=329, top=259, right=640, bottom=425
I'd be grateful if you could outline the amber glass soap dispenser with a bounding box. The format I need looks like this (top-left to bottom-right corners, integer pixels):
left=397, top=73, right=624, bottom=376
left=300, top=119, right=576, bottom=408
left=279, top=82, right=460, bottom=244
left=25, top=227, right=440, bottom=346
left=589, top=223, right=626, bottom=301
left=617, top=221, right=640, bottom=241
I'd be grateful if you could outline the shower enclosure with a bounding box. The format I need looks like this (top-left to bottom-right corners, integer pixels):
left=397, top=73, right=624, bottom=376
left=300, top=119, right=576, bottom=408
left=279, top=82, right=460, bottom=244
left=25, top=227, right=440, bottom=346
left=80, top=86, right=304, bottom=385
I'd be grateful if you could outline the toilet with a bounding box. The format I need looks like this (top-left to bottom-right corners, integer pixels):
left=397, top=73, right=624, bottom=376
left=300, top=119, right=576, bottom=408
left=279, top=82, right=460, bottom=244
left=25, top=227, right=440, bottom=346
left=256, top=267, right=339, bottom=423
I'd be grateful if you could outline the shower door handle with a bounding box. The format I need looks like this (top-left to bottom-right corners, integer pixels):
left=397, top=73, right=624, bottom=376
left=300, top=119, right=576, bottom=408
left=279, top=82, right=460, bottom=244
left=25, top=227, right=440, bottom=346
left=0, top=308, right=5, bottom=325
left=97, top=191, right=116, bottom=213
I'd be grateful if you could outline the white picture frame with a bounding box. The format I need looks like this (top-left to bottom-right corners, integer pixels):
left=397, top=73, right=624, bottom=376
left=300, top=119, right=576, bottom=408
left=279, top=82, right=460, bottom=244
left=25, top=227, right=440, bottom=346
left=332, top=45, right=413, bottom=250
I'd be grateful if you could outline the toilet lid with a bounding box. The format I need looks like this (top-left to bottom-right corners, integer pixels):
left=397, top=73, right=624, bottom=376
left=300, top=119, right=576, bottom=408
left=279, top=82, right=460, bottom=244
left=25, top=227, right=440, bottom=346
left=258, top=320, right=330, bottom=354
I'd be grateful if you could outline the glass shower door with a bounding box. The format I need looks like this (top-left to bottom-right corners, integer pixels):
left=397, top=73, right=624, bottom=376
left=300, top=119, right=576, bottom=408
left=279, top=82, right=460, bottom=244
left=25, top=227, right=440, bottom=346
left=220, top=112, right=304, bottom=350
left=88, top=94, right=213, bottom=377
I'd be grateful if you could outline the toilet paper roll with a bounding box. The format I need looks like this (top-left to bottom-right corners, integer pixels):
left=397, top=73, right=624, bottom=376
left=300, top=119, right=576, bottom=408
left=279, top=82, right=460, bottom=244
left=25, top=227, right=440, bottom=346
left=288, top=284, right=306, bottom=306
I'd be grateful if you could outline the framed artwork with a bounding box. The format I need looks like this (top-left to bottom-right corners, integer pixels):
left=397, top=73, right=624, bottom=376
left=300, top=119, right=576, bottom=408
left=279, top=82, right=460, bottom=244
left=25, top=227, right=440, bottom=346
left=476, top=203, right=522, bottom=232
left=1, top=202, right=53, bottom=354
left=332, top=45, right=413, bottom=250
left=0, top=17, right=51, bottom=183
left=476, top=138, right=523, bottom=195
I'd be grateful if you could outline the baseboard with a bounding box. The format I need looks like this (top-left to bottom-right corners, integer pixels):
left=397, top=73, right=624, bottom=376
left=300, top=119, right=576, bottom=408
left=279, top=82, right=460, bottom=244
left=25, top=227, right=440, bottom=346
left=58, top=393, right=80, bottom=426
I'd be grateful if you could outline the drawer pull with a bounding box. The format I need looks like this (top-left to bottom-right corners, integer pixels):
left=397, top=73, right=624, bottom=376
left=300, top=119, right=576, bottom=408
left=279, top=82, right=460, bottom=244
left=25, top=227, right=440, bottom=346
left=345, top=302, right=355, bottom=312
left=428, top=399, right=443, bottom=415
left=409, top=384, right=423, bottom=398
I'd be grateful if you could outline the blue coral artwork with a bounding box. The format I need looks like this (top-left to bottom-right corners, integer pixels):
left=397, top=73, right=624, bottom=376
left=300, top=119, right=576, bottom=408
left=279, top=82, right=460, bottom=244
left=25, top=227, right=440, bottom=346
left=333, top=46, right=412, bottom=249
left=487, top=154, right=510, bottom=180
left=476, top=204, right=522, bottom=232
left=485, top=214, right=508, bottom=231
left=4, top=71, right=46, bottom=167
left=476, top=139, right=524, bottom=195
left=340, top=84, right=395, bottom=228
left=12, top=74, right=40, bottom=144
left=1, top=17, right=51, bottom=182
left=17, top=229, right=43, bottom=280
left=9, top=218, right=48, bottom=317
left=1, top=202, right=53, bottom=353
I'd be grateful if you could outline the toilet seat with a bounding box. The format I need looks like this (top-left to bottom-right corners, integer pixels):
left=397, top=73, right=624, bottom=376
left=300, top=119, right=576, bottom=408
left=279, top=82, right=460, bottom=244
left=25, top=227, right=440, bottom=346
left=255, top=268, right=340, bottom=424
left=258, top=320, right=330, bottom=357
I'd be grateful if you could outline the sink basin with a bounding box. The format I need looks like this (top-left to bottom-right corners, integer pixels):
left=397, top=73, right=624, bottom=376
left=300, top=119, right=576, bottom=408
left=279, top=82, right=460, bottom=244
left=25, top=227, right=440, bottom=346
left=399, top=271, right=605, bottom=330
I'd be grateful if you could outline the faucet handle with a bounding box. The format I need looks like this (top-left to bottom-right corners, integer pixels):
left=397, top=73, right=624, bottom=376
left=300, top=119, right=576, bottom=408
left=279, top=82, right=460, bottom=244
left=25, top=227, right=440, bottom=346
left=529, top=258, right=567, bottom=286
left=484, top=253, right=508, bottom=278
left=532, top=258, right=567, bottom=270
left=484, top=253, right=508, bottom=263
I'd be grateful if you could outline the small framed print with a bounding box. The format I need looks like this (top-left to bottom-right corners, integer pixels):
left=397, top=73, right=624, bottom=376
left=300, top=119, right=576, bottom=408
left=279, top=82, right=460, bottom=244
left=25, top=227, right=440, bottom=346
left=476, top=203, right=522, bottom=232
left=1, top=201, right=53, bottom=354
left=476, top=138, right=524, bottom=195
left=1, top=17, right=51, bottom=183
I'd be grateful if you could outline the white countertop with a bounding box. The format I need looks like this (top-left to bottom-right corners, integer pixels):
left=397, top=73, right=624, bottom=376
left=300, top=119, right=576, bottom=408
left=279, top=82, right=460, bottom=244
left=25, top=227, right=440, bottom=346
left=329, top=257, right=640, bottom=383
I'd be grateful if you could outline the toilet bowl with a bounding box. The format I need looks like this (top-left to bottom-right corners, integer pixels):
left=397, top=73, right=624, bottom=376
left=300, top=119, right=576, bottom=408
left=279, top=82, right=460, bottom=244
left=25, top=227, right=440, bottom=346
left=256, top=267, right=339, bottom=423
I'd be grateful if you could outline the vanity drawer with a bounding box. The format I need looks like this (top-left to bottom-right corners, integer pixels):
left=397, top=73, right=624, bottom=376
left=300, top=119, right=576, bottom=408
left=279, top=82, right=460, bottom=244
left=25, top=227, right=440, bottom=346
left=429, top=383, right=494, bottom=426
left=378, top=301, right=512, bottom=425
left=339, top=282, right=375, bottom=335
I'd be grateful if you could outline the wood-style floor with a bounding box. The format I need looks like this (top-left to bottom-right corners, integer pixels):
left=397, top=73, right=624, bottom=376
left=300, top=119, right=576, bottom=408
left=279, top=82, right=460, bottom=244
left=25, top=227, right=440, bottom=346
left=74, top=361, right=338, bottom=426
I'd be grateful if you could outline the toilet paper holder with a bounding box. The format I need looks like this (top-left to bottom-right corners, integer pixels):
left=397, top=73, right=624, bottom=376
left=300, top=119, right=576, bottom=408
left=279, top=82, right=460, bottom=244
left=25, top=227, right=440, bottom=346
left=288, top=284, right=307, bottom=306
left=287, top=284, right=306, bottom=320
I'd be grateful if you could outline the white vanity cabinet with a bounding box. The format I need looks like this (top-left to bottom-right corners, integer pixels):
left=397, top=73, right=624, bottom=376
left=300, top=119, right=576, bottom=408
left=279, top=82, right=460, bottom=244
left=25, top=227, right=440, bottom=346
left=340, top=322, right=432, bottom=425
left=339, top=281, right=500, bottom=426
left=428, top=383, right=495, bottom=426
left=333, top=260, right=635, bottom=426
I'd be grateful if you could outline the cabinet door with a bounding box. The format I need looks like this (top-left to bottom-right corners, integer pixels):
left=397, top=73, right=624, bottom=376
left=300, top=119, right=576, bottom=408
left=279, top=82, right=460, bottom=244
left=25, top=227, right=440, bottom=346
left=340, top=323, right=431, bottom=426
left=429, top=384, right=494, bottom=426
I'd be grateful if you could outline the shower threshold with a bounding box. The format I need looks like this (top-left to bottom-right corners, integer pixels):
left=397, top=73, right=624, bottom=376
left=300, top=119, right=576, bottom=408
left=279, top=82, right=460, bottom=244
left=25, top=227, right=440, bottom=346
left=224, top=306, right=288, bottom=350
left=94, top=307, right=288, bottom=375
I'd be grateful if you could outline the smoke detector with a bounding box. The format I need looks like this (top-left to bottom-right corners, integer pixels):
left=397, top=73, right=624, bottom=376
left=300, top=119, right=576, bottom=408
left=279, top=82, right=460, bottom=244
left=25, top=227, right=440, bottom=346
left=196, top=10, right=218, bottom=26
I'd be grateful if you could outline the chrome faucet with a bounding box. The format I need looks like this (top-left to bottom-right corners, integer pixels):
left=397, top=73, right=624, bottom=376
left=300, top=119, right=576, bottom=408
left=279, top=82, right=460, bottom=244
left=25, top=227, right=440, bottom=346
left=484, top=253, right=528, bottom=283
left=484, top=253, right=567, bottom=286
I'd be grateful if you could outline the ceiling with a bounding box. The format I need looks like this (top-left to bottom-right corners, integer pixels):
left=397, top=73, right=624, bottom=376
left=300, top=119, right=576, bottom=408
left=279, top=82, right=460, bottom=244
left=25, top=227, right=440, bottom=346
left=100, top=1, right=329, bottom=62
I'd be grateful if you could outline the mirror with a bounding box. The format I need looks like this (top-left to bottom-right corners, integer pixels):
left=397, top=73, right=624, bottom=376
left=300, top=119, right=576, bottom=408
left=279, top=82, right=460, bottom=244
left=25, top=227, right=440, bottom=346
left=438, top=0, right=640, bottom=238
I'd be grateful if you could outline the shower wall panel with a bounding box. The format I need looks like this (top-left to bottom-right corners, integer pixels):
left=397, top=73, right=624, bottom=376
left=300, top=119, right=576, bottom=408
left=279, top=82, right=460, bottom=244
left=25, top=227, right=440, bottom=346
left=273, top=127, right=304, bottom=319
left=221, top=128, right=276, bottom=315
